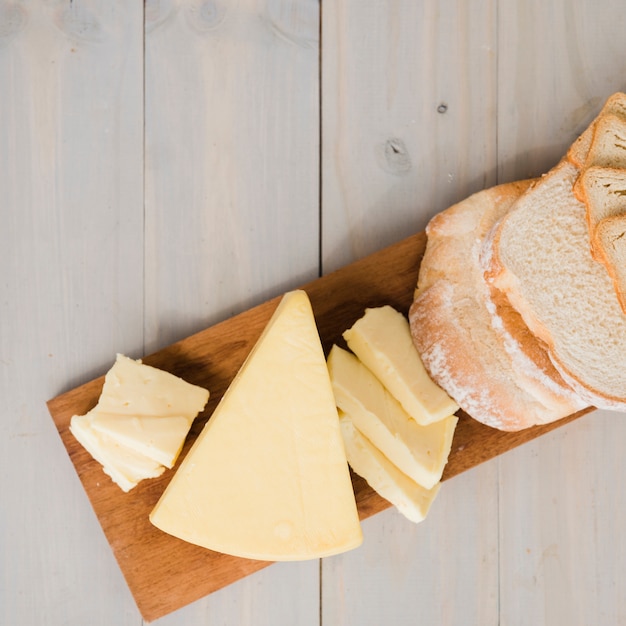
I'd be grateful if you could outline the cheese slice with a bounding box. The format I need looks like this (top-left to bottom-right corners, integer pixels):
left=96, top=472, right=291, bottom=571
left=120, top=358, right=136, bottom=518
left=343, top=306, right=458, bottom=424
left=97, top=353, right=209, bottom=420
left=149, top=290, right=363, bottom=561
left=338, top=411, right=440, bottom=523
left=69, top=354, right=209, bottom=491
left=70, top=412, right=165, bottom=492
left=90, top=414, right=191, bottom=468
left=328, top=345, right=458, bottom=489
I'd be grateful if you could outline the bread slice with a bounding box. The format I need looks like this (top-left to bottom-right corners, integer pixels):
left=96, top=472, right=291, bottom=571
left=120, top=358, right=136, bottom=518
left=567, top=92, right=626, bottom=168
left=484, top=159, right=626, bottom=410
left=568, top=94, right=626, bottom=295
left=594, top=214, right=626, bottom=313
left=582, top=113, right=626, bottom=169
left=578, top=165, right=626, bottom=225
left=409, top=181, right=586, bottom=431
left=576, top=165, right=626, bottom=258
left=572, top=114, right=626, bottom=202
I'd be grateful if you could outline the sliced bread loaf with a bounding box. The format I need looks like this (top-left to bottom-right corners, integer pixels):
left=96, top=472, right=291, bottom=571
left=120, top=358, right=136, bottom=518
left=409, top=181, right=586, bottom=431
left=484, top=159, right=626, bottom=410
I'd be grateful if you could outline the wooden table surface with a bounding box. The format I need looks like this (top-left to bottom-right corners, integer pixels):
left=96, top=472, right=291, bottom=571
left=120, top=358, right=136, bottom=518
left=3, top=1, right=626, bottom=625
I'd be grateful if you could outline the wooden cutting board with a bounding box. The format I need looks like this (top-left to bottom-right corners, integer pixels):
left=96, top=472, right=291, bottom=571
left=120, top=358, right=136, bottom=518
left=46, top=232, right=592, bottom=622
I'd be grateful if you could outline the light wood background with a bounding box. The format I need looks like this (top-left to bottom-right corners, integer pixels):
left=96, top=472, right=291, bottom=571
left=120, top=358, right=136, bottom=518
left=3, top=1, right=626, bottom=624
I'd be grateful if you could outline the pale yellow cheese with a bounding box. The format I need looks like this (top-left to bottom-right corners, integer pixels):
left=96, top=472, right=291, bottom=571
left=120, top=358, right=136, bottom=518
left=343, top=306, right=458, bottom=425
left=338, top=410, right=440, bottom=523
left=97, top=353, right=209, bottom=420
left=70, top=412, right=165, bottom=492
left=149, top=290, right=363, bottom=561
left=69, top=354, right=209, bottom=491
left=327, top=345, right=458, bottom=490
left=90, top=414, right=191, bottom=468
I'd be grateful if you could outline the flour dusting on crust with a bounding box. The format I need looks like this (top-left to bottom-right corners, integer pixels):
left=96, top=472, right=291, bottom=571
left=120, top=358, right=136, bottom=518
left=409, top=181, right=587, bottom=431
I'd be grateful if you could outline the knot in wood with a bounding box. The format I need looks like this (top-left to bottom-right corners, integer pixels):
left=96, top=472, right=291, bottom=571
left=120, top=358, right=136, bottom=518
left=375, top=138, right=412, bottom=176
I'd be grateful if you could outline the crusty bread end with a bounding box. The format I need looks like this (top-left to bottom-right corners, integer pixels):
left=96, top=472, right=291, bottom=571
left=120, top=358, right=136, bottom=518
left=410, top=180, right=586, bottom=431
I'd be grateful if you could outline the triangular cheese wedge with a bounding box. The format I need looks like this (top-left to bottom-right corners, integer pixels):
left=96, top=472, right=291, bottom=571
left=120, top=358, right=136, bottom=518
left=90, top=414, right=191, bottom=468
left=97, top=353, right=209, bottom=420
left=70, top=412, right=165, bottom=492
left=150, top=290, right=363, bottom=561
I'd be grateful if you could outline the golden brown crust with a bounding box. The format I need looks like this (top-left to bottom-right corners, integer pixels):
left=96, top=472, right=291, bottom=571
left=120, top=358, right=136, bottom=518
left=593, top=214, right=626, bottom=314
left=410, top=181, right=585, bottom=431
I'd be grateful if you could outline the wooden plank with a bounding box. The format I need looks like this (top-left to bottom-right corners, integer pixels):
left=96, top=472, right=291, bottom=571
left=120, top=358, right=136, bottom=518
left=321, top=0, right=499, bottom=275
left=322, top=459, right=502, bottom=625
left=47, top=231, right=592, bottom=622
left=142, top=1, right=322, bottom=623
left=496, top=1, right=626, bottom=623
left=144, top=0, right=321, bottom=351
left=0, top=2, right=144, bottom=625
left=497, top=411, right=626, bottom=626
left=497, top=0, right=626, bottom=181
left=319, top=1, right=503, bottom=623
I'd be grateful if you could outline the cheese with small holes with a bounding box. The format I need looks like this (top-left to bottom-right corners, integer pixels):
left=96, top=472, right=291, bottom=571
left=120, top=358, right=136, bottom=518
left=96, top=354, right=209, bottom=420
left=338, top=410, right=440, bottom=523
left=69, top=354, right=209, bottom=491
left=149, top=290, right=363, bottom=561
left=327, top=344, right=457, bottom=490
left=343, top=306, right=458, bottom=424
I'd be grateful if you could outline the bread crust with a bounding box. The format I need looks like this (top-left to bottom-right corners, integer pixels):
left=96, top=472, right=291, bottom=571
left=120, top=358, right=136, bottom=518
left=567, top=94, right=626, bottom=304
left=567, top=92, right=626, bottom=170
left=593, top=214, right=626, bottom=314
left=575, top=165, right=626, bottom=261
left=409, top=181, right=585, bottom=431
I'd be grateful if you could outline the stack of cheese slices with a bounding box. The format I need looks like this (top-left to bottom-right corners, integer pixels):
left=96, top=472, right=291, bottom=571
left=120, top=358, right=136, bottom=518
left=70, top=354, right=210, bottom=492
left=328, top=306, right=459, bottom=524
left=410, top=92, right=626, bottom=431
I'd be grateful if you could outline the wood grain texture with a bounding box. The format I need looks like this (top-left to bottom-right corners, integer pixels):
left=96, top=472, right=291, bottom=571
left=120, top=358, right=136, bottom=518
left=5, top=1, right=626, bottom=625
left=497, top=0, right=626, bottom=181
left=144, top=0, right=321, bottom=350
left=495, top=2, right=626, bottom=623
left=47, top=232, right=592, bottom=622
left=322, top=459, right=503, bottom=626
left=497, top=411, right=626, bottom=626
left=321, top=0, right=499, bottom=274
left=0, top=1, right=144, bottom=625
left=320, top=2, right=504, bottom=624
left=142, top=1, right=322, bottom=622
